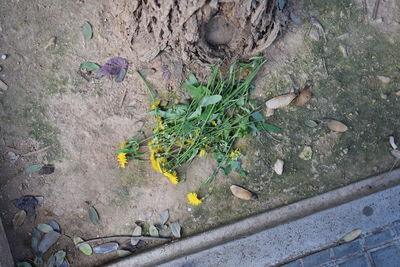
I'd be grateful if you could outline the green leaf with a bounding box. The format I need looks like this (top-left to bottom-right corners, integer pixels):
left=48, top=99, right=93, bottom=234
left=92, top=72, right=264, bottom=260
left=341, top=229, right=362, bottom=242
left=131, top=226, right=142, bottom=246
left=25, top=164, right=45, bottom=174
left=80, top=62, right=100, bottom=71
left=82, top=21, right=93, bottom=40
left=160, top=209, right=169, bottom=225
left=117, top=250, right=131, bottom=257
left=261, top=122, right=281, bottom=132
left=223, top=164, right=233, bottom=175
left=17, top=262, right=32, bottom=267
left=251, top=111, right=264, bottom=122
left=236, top=98, right=245, bottom=106
left=54, top=250, right=66, bottom=266
left=88, top=207, right=100, bottom=225
left=183, top=84, right=207, bottom=100
left=37, top=223, right=54, bottom=233
left=73, top=237, right=93, bottom=255
left=187, top=107, right=202, bottom=120
left=170, top=222, right=181, bottom=238
left=149, top=225, right=159, bottom=237
left=304, top=120, right=318, bottom=128
left=187, top=73, right=198, bottom=85
left=199, top=95, right=222, bottom=107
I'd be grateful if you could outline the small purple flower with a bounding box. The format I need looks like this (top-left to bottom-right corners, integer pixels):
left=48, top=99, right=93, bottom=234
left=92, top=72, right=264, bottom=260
left=96, top=57, right=128, bottom=82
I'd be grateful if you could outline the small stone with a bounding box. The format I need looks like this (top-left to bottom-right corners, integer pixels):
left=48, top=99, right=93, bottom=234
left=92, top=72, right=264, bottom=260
left=380, top=93, right=388, bottom=100
left=342, top=148, right=348, bottom=154
left=273, top=159, right=284, bottom=175
left=299, top=146, right=312, bottom=160
left=377, top=76, right=391, bottom=84
left=396, top=91, right=400, bottom=97
left=7, top=151, right=19, bottom=164
left=338, top=44, right=348, bottom=57
left=1, top=54, right=7, bottom=60
left=309, top=29, right=320, bottom=41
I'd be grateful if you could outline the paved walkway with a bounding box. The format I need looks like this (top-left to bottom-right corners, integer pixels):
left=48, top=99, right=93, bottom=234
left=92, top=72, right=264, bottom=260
left=109, top=170, right=400, bottom=267
left=283, top=221, right=400, bottom=267
left=158, top=184, right=400, bottom=267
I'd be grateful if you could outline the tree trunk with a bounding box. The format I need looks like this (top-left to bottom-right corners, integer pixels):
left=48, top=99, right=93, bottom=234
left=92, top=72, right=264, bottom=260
left=107, top=0, right=287, bottom=72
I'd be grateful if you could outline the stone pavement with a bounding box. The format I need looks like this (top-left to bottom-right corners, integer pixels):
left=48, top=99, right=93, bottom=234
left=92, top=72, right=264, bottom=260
left=109, top=170, right=400, bottom=267
left=283, top=221, right=400, bottom=267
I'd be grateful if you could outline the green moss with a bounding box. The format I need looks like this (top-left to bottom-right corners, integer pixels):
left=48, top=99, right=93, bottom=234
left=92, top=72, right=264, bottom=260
left=46, top=75, right=69, bottom=95
left=180, top=0, right=400, bottom=236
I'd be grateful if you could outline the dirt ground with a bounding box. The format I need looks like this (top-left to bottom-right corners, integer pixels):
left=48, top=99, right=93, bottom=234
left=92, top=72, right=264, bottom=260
left=0, top=0, right=399, bottom=266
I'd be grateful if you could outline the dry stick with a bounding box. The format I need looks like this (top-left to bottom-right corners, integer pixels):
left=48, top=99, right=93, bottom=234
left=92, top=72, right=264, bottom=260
left=22, top=146, right=50, bottom=157
left=372, top=0, right=380, bottom=20
left=120, top=87, right=128, bottom=107
left=75, top=235, right=170, bottom=247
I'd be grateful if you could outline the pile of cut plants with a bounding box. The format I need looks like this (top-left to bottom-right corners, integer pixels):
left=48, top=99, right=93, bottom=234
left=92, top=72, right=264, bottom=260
left=116, top=57, right=281, bottom=205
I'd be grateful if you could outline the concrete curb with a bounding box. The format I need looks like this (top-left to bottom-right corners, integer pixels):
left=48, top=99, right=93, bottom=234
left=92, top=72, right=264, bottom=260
left=0, top=217, right=15, bottom=267
left=107, top=168, right=400, bottom=267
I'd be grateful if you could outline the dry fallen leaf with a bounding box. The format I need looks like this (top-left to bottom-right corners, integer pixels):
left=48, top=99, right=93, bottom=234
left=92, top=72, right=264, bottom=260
left=265, top=108, right=274, bottom=117
left=294, top=89, right=312, bottom=106
left=13, top=210, right=26, bottom=229
left=230, top=185, right=258, bottom=200
left=294, top=80, right=312, bottom=106
left=341, top=229, right=362, bottom=242
left=265, top=93, right=296, bottom=109
left=389, top=136, right=397, bottom=150
left=391, top=149, right=400, bottom=159
left=322, top=119, right=348, bottom=132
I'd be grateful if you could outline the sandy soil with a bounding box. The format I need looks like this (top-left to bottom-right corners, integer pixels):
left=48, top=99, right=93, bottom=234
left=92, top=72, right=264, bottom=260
left=0, top=0, right=399, bottom=266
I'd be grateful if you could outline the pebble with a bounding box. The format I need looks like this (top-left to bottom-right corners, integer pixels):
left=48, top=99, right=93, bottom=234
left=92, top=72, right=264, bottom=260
left=377, top=76, right=391, bottom=84
left=309, top=29, right=320, bottom=41
left=273, top=159, right=284, bottom=175
left=396, top=91, right=400, bottom=97
left=0, top=54, right=7, bottom=60
left=7, top=151, right=19, bottom=164
left=380, top=93, right=388, bottom=100
left=338, top=44, right=348, bottom=57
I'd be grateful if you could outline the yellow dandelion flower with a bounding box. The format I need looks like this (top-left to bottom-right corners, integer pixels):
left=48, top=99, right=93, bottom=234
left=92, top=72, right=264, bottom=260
left=150, top=100, right=161, bottom=110
left=150, top=152, right=160, bottom=172
left=117, top=152, right=128, bottom=168
left=157, top=116, right=165, bottom=130
left=187, top=192, right=203, bottom=206
left=211, top=120, right=217, bottom=126
left=163, top=170, right=179, bottom=184
left=199, top=149, right=207, bottom=157
left=120, top=140, right=127, bottom=149
left=229, top=148, right=241, bottom=159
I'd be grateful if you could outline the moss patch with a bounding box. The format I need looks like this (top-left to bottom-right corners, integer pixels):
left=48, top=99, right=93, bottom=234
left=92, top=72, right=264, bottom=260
left=181, top=0, right=400, bottom=235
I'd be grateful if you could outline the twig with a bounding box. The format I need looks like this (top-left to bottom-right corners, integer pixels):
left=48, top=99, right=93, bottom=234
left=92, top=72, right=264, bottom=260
left=75, top=235, right=170, bottom=247
left=22, top=146, right=50, bottom=157
left=372, top=0, right=380, bottom=20
left=120, top=87, right=128, bottom=107
left=322, top=58, right=329, bottom=76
